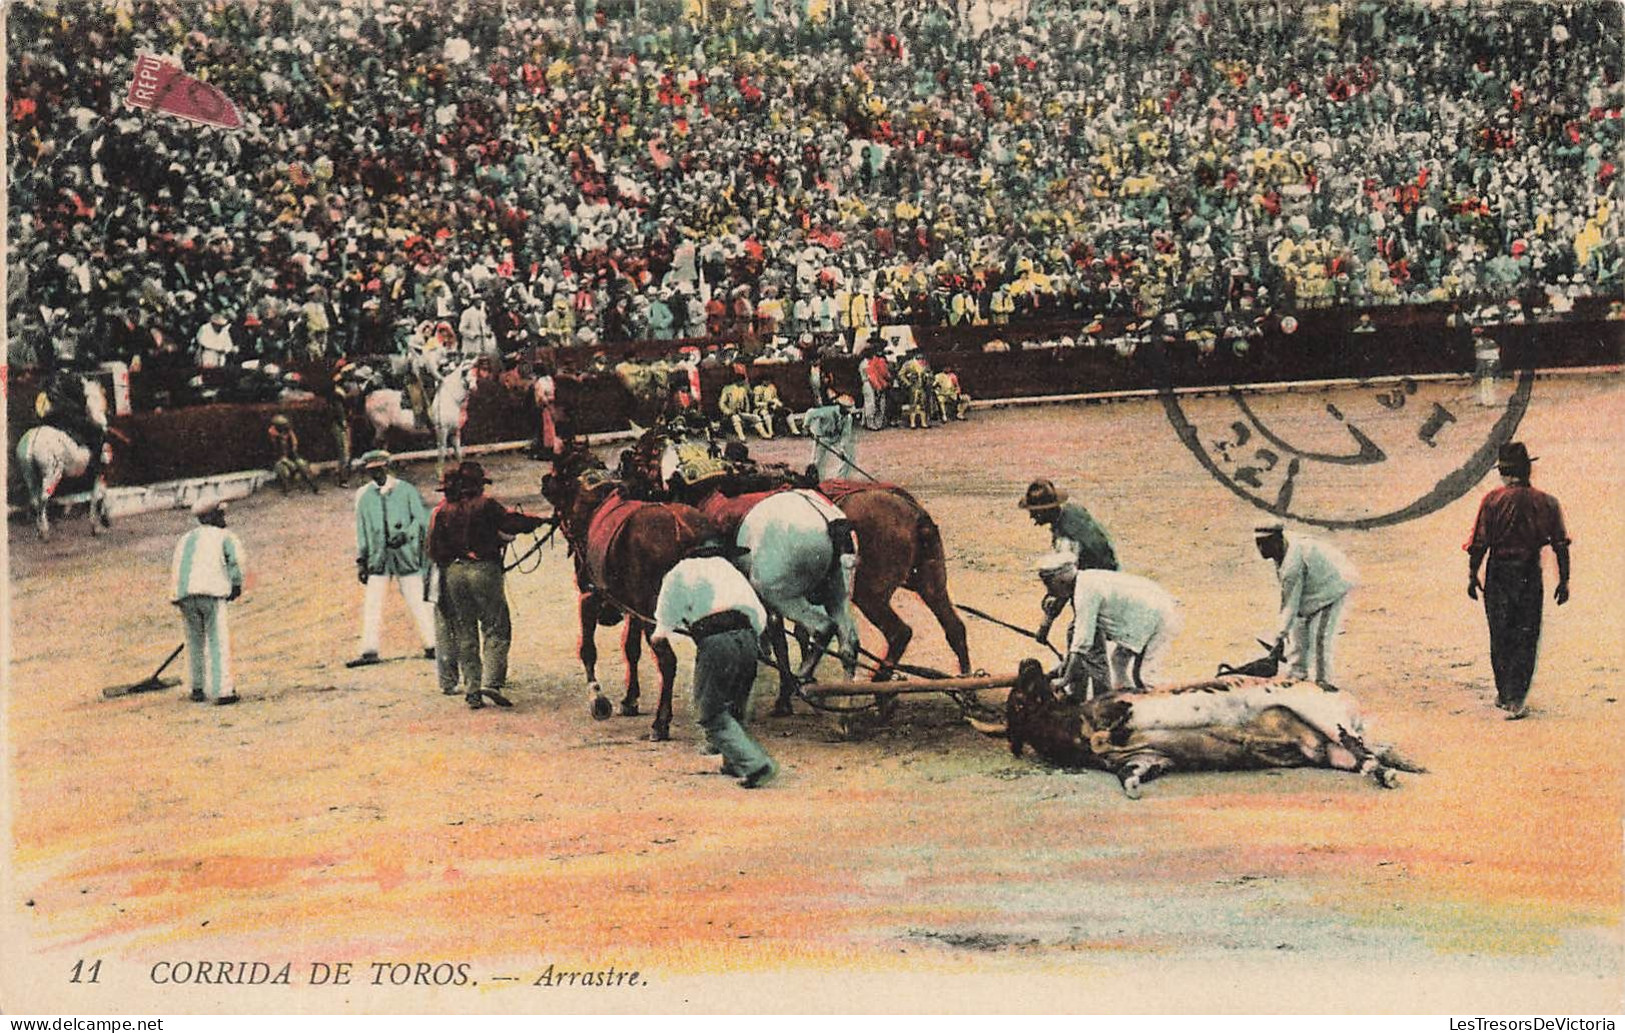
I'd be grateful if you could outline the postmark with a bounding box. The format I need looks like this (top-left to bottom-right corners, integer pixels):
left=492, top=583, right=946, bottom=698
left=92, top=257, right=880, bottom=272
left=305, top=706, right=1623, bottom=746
left=1158, top=370, right=1534, bottom=530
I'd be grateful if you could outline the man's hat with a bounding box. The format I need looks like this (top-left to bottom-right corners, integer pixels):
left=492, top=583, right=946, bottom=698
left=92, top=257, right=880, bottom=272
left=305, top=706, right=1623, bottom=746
left=193, top=498, right=227, bottom=519
left=1496, top=442, right=1536, bottom=469
left=687, top=537, right=750, bottom=560
left=360, top=449, right=391, bottom=469
left=1253, top=522, right=1285, bottom=540
left=457, top=460, right=493, bottom=484
left=1017, top=478, right=1067, bottom=511
left=270, top=414, right=291, bottom=427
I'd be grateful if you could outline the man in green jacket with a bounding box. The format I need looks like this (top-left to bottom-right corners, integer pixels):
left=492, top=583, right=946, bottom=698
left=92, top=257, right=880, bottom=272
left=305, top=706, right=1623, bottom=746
left=348, top=449, right=436, bottom=667
left=1019, top=478, right=1120, bottom=695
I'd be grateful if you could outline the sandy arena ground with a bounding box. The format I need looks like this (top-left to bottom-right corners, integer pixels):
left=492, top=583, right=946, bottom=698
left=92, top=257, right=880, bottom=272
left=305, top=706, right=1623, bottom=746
left=4, top=376, right=1623, bottom=1014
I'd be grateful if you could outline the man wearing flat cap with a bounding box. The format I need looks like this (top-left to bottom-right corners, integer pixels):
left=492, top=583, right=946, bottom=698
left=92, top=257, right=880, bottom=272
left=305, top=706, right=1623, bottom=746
left=651, top=538, right=778, bottom=788
left=1465, top=442, right=1571, bottom=720
left=348, top=450, right=435, bottom=668
left=1253, top=523, right=1358, bottom=686
left=426, top=460, right=549, bottom=709
left=170, top=499, right=246, bottom=705
left=1035, top=553, right=1181, bottom=696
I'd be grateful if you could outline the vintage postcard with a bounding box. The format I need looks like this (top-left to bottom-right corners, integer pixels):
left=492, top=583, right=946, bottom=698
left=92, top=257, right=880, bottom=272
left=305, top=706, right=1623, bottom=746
left=4, top=0, right=1623, bottom=1017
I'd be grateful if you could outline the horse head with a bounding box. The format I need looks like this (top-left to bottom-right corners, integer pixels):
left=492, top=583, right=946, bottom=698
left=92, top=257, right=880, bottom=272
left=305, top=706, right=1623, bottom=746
left=542, top=446, right=613, bottom=543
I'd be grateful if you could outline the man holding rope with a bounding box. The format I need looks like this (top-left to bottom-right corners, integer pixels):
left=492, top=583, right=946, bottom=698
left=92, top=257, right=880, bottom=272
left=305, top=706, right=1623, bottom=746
left=426, top=460, right=549, bottom=710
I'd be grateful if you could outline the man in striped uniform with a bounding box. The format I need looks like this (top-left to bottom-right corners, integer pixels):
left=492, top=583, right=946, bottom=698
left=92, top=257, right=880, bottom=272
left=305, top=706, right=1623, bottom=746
left=170, top=499, right=246, bottom=705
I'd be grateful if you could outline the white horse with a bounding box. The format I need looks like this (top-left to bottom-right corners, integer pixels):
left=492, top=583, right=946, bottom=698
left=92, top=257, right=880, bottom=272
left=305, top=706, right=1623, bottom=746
left=362, top=358, right=481, bottom=475
left=732, top=488, right=861, bottom=687
left=15, top=378, right=111, bottom=540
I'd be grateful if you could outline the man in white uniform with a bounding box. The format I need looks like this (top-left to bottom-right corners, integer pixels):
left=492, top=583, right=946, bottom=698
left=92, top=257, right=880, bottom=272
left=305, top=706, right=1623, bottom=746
left=1037, top=554, right=1181, bottom=695
left=1254, top=524, right=1358, bottom=685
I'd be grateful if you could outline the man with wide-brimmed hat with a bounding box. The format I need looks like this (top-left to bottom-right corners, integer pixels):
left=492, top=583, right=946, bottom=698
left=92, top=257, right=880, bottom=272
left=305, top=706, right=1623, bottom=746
left=1253, top=523, right=1358, bottom=686
left=426, top=460, right=549, bottom=709
left=169, top=498, right=246, bottom=705
left=1465, top=441, right=1571, bottom=720
left=651, top=537, right=778, bottom=788
left=1021, top=478, right=1119, bottom=694
left=1018, top=478, right=1118, bottom=572
left=348, top=450, right=435, bottom=668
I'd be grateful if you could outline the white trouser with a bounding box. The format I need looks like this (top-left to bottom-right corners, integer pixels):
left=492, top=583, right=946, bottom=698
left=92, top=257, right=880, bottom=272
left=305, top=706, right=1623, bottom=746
left=361, top=572, right=436, bottom=654
left=1287, top=595, right=1346, bottom=684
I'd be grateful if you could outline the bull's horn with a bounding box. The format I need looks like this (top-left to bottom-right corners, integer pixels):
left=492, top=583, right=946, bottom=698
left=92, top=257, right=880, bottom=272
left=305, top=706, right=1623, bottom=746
left=965, top=716, right=1008, bottom=736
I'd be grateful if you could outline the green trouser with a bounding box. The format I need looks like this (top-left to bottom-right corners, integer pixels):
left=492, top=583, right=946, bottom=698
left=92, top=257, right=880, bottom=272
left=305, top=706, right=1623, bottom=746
left=433, top=593, right=461, bottom=693
left=443, top=559, right=512, bottom=695
left=693, top=627, right=773, bottom=778
left=331, top=419, right=351, bottom=481
left=176, top=595, right=234, bottom=700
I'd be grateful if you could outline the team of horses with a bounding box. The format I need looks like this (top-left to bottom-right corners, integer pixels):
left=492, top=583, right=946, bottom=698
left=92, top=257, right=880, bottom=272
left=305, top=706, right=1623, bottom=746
left=540, top=436, right=972, bottom=742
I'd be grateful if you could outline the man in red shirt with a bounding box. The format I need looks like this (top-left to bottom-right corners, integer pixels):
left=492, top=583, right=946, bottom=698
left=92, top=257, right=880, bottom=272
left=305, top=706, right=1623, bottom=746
left=427, top=461, right=549, bottom=709
left=1465, top=442, right=1571, bottom=720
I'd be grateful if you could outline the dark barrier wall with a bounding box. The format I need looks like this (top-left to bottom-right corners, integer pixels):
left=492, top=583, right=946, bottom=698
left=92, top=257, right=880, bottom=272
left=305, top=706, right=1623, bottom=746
left=9, top=313, right=1622, bottom=493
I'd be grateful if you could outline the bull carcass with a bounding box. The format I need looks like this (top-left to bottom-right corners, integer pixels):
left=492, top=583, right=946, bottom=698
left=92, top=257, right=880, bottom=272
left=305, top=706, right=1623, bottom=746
left=973, top=660, right=1421, bottom=798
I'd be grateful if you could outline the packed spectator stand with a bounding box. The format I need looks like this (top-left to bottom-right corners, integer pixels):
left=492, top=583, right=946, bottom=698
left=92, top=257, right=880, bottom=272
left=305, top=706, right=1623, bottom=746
left=7, top=0, right=1623, bottom=484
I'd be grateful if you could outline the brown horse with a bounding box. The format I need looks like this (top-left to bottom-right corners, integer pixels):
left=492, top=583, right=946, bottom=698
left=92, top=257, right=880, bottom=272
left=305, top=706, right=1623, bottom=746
left=819, top=480, right=971, bottom=686
left=542, top=449, right=718, bottom=741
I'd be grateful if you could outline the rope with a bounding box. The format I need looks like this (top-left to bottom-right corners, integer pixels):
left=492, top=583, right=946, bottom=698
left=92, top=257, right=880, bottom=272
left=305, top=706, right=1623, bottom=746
left=812, top=438, right=880, bottom=483
left=955, top=601, right=1065, bottom=660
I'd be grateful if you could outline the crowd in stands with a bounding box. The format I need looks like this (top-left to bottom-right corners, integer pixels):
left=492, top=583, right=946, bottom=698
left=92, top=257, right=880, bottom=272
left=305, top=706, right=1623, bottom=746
left=8, top=0, right=1622, bottom=375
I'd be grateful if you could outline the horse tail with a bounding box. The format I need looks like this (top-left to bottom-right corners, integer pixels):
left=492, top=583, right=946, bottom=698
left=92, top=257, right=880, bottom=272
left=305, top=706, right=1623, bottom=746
left=16, top=430, right=41, bottom=507
left=906, top=502, right=945, bottom=589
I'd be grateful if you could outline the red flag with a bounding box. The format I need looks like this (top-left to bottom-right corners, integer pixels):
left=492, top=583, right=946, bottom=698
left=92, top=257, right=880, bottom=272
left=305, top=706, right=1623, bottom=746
left=125, top=55, right=242, bottom=130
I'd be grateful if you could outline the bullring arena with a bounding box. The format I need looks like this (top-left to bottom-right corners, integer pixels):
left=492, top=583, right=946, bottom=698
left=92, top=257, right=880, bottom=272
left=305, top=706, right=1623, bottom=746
left=6, top=374, right=1623, bottom=1013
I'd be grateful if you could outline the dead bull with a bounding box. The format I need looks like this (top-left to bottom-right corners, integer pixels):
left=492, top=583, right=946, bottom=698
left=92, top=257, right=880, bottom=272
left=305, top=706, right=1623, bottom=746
left=973, top=660, right=1422, bottom=799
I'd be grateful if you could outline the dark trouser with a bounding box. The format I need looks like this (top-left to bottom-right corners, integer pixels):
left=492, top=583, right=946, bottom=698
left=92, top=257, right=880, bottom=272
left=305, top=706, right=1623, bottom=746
left=1485, top=557, right=1543, bottom=709
left=693, top=626, right=773, bottom=778
left=443, top=559, right=512, bottom=695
